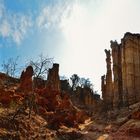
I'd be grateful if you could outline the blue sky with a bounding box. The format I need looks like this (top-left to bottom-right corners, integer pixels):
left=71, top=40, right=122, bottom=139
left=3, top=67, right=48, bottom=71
left=0, top=0, right=140, bottom=93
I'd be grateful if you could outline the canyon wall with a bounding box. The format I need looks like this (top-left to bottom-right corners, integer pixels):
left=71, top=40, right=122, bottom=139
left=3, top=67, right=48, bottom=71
left=102, top=32, right=140, bottom=109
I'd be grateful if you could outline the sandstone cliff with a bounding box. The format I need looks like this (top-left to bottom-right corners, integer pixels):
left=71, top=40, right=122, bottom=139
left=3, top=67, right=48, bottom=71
left=102, top=32, right=140, bottom=109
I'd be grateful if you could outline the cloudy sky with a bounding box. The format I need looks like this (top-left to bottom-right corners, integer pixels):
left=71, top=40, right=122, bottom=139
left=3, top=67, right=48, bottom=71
left=0, top=0, right=140, bottom=93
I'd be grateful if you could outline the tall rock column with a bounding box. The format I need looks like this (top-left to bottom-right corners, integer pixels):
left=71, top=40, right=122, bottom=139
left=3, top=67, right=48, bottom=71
left=102, top=32, right=140, bottom=109
left=47, top=63, right=60, bottom=92
left=133, top=37, right=140, bottom=101
left=19, top=65, right=34, bottom=92
left=121, top=39, right=128, bottom=106
left=111, top=41, right=123, bottom=108
left=121, top=33, right=136, bottom=105
left=101, top=75, right=106, bottom=101
left=104, top=49, right=113, bottom=109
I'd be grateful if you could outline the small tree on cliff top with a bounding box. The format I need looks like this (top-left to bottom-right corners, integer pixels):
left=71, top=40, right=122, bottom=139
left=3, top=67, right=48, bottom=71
left=29, top=54, right=53, bottom=79
left=79, top=77, right=93, bottom=89
left=70, top=74, right=80, bottom=91
left=70, top=74, right=94, bottom=92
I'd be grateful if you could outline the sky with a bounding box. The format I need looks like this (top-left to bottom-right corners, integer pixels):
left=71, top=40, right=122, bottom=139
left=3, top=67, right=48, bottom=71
left=0, top=0, right=140, bottom=93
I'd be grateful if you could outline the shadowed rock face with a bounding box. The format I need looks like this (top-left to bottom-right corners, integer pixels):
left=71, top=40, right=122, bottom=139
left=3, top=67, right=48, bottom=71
left=47, top=63, right=60, bottom=92
left=102, top=32, right=140, bottom=109
left=111, top=41, right=123, bottom=108
left=104, top=49, right=113, bottom=109
left=19, top=65, right=34, bottom=92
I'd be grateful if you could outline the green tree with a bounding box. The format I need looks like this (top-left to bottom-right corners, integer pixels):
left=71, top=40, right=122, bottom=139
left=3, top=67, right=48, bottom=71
left=79, top=78, right=92, bottom=88
left=70, top=74, right=80, bottom=91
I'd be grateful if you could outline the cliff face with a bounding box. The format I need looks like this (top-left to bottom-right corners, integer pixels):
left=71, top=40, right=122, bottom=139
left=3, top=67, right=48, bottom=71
left=121, top=33, right=140, bottom=105
left=111, top=41, right=123, bottom=108
left=102, top=32, right=140, bottom=109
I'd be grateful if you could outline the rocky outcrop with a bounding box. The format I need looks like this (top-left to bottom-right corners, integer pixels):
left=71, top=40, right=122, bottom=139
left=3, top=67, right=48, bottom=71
left=19, top=66, right=33, bottom=92
left=104, top=49, right=113, bottom=109
left=111, top=41, right=123, bottom=108
left=73, top=87, right=101, bottom=112
left=47, top=63, right=60, bottom=92
left=101, top=75, right=106, bottom=100
left=121, top=33, right=140, bottom=105
left=102, top=32, right=140, bottom=109
left=35, top=86, right=88, bottom=129
left=83, top=88, right=101, bottom=110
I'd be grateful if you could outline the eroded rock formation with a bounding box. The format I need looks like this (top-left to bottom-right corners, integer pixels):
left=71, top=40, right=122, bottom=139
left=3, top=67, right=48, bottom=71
left=121, top=33, right=140, bottom=105
left=102, top=32, right=140, bottom=109
left=19, top=65, right=33, bottom=92
left=73, top=86, right=101, bottom=112
left=47, top=63, right=60, bottom=92
left=111, top=41, right=123, bottom=108
left=101, top=75, right=106, bottom=100
left=104, top=49, right=113, bottom=109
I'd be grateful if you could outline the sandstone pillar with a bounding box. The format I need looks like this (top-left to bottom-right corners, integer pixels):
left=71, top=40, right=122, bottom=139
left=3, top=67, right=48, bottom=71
left=19, top=65, right=34, bottom=92
left=133, top=38, right=140, bottom=101
left=101, top=75, right=106, bottom=100
left=47, top=63, right=60, bottom=91
left=104, top=49, right=113, bottom=109
left=111, top=41, right=123, bottom=108
left=122, top=33, right=135, bottom=105
left=102, top=32, right=140, bottom=109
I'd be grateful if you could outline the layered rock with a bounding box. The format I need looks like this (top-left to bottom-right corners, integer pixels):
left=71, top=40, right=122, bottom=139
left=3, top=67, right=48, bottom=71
left=73, top=86, right=101, bottom=112
left=102, top=32, right=140, bottom=109
left=103, top=49, right=113, bottom=109
left=83, top=88, right=95, bottom=106
left=19, top=66, right=33, bottom=92
left=101, top=75, right=106, bottom=101
left=121, top=33, right=140, bottom=105
left=111, top=41, right=123, bottom=108
left=47, top=63, right=60, bottom=91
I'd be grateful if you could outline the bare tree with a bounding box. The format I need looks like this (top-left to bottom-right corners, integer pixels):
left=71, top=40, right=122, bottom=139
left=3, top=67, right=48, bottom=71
left=29, top=54, right=53, bottom=79
left=1, top=56, right=19, bottom=77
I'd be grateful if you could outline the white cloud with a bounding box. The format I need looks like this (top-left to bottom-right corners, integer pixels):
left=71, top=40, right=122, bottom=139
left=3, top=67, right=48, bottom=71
left=1, top=0, right=140, bottom=92
left=13, top=31, right=22, bottom=45
left=58, top=1, right=105, bottom=91
left=11, top=15, right=32, bottom=45
left=36, top=0, right=107, bottom=91
left=33, top=0, right=140, bottom=92
left=55, top=0, right=140, bottom=92
left=36, top=0, right=74, bottom=29
left=36, top=7, right=49, bottom=28
left=19, top=16, right=32, bottom=34
left=0, top=1, right=32, bottom=45
left=0, top=20, right=11, bottom=37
